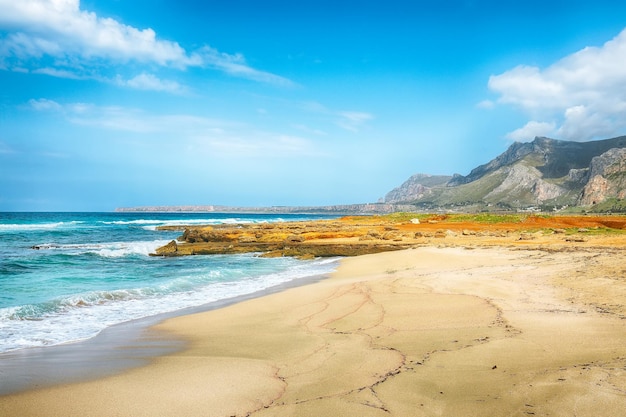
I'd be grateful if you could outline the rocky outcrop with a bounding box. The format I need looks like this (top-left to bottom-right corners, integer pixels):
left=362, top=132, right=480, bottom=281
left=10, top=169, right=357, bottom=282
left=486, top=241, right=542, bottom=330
left=484, top=164, right=565, bottom=204
left=450, top=136, right=626, bottom=187
left=153, top=220, right=416, bottom=257
left=448, top=140, right=536, bottom=186
left=384, top=174, right=451, bottom=203
left=580, top=175, right=610, bottom=206
left=579, top=148, right=626, bottom=205
left=156, top=240, right=178, bottom=255
left=151, top=215, right=626, bottom=257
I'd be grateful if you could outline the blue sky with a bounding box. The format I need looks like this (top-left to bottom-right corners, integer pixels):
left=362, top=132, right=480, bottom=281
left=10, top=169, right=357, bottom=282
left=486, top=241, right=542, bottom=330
left=2, top=1, right=626, bottom=211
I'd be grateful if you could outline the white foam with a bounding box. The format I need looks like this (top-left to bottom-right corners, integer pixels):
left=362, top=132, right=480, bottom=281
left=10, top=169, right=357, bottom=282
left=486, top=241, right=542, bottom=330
left=102, top=218, right=256, bottom=227
left=0, top=221, right=83, bottom=232
left=0, top=257, right=339, bottom=353
left=98, top=217, right=292, bottom=231
left=32, top=240, right=171, bottom=257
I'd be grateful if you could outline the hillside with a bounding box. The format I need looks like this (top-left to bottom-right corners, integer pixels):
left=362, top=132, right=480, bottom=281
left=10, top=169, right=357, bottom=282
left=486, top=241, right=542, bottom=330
left=385, top=136, right=626, bottom=211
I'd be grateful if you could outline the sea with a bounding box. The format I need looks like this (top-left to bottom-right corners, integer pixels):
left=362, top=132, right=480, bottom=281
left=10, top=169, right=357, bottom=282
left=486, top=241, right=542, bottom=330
left=0, top=212, right=340, bottom=355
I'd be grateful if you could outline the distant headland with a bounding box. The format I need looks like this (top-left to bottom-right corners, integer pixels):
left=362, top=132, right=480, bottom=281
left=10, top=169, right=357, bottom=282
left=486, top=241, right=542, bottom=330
left=115, top=203, right=417, bottom=215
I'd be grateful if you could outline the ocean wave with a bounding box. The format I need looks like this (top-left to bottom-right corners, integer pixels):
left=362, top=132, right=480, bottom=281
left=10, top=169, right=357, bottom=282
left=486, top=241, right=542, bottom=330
left=102, top=218, right=256, bottom=226
left=0, top=221, right=84, bottom=232
left=0, top=257, right=339, bottom=352
left=2, top=270, right=224, bottom=322
left=30, top=240, right=171, bottom=257
left=100, top=218, right=269, bottom=231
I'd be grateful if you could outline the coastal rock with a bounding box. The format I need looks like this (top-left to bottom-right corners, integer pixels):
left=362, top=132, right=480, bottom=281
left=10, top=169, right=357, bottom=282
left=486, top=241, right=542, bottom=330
left=285, top=234, right=305, bottom=243
left=151, top=219, right=419, bottom=257
left=434, top=230, right=447, bottom=238
left=154, top=240, right=178, bottom=256
left=518, top=233, right=536, bottom=241
left=382, top=231, right=401, bottom=240
left=151, top=215, right=626, bottom=258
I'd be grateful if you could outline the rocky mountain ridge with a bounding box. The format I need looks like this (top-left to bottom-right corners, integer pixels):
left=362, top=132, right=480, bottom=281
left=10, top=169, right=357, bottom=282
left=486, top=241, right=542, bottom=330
left=118, top=136, right=626, bottom=215
left=385, top=136, right=626, bottom=211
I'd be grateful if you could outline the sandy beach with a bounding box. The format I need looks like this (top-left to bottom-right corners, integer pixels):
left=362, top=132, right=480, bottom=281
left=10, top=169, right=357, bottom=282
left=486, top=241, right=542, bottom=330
left=2, top=243, right=626, bottom=416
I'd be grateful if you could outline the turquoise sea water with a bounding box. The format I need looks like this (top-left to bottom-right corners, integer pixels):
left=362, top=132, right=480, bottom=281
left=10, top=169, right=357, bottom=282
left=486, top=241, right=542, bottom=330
left=0, top=212, right=339, bottom=353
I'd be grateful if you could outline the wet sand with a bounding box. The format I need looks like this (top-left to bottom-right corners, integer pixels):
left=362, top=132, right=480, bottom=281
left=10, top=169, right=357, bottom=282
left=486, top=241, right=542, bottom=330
left=1, top=245, right=625, bottom=416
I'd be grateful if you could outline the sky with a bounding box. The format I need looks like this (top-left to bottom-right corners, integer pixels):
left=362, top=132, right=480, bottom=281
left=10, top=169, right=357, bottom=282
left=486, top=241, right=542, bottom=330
left=2, top=1, right=626, bottom=211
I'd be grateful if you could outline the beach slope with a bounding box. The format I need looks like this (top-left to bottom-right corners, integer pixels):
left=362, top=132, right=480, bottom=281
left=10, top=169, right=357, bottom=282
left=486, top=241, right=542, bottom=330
left=1, top=246, right=626, bottom=416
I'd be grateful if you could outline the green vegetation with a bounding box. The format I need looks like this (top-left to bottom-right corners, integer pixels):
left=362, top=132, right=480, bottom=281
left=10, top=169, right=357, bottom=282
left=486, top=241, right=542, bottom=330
left=442, top=172, right=507, bottom=205
left=585, top=198, right=626, bottom=213
left=381, top=212, right=530, bottom=224
left=444, top=213, right=529, bottom=223
left=563, top=226, right=626, bottom=236
left=380, top=212, right=433, bottom=222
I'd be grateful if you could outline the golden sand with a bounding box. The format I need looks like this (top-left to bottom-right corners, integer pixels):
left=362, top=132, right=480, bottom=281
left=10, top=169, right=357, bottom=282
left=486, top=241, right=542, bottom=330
left=1, top=246, right=625, bottom=416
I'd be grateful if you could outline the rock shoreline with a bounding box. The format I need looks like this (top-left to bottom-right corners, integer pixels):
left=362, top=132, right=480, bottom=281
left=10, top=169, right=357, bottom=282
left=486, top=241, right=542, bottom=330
left=152, top=220, right=415, bottom=257
left=151, top=214, right=626, bottom=257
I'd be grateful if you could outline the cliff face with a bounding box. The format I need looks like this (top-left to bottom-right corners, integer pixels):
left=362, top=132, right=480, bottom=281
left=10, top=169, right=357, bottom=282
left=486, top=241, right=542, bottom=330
left=388, top=136, right=626, bottom=209
left=384, top=174, right=452, bottom=204
left=450, top=136, right=626, bottom=186
left=579, top=148, right=626, bottom=205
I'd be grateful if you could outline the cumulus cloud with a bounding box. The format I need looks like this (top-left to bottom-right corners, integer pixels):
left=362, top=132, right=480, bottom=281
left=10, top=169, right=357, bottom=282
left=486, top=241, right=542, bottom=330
left=505, top=121, right=557, bottom=142
left=0, top=0, right=291, bottom=88
left=489, top=28, right=626, bottom=142
left=0, top=0, right=188, bottom=66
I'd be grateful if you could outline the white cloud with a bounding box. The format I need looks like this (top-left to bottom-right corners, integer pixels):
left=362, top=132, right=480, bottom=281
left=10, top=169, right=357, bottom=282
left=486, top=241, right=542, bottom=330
left=205, top=134, right=321, bottom=157
left=24, top=98, right=319, bottom=157
left=489, top=27, right=626, bottom=141
left=0, top=0, right=292, bottom=87
left=28, top=97, right=63, bottom=111
left=57, top=105, right=230, bottom=134
left=476, top=99, right=494, bottom=109
left=556, top=104, right=620, bottom=140
left=505, top=121, right=556, bottom=142
left=298, top=101, right=373, bottom=132
left=118, top=73, right=185, bottom=94
left=0, top=0, right=188, bottom=65
left=292, top=124, right=327, bottom=136
left=336, top=111, right=373, bottom=132
left=193, top=45, right=294, bottom=87
left=33, top=67, right=84, bottom=79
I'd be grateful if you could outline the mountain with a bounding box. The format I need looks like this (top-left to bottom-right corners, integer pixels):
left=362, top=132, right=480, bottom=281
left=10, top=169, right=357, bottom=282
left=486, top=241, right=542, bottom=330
left=385, top=136, right=626, bottom=210
left=384, top=174, right=452, bottom=204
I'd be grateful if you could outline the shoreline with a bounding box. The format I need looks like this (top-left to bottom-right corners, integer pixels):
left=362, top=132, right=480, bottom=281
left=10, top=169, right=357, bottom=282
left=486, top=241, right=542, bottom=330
left=1, top=244, right=625, bottom=416
left=0, top=270, right=334, bottom=396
